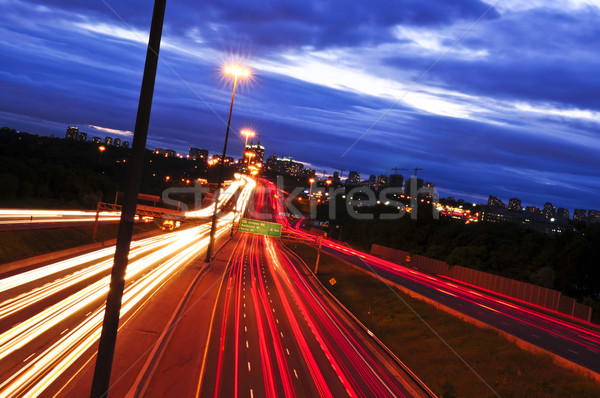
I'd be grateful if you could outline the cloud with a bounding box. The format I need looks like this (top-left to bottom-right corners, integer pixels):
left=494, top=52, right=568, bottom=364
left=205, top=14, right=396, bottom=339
left=88, top=125, right=133, bottom=137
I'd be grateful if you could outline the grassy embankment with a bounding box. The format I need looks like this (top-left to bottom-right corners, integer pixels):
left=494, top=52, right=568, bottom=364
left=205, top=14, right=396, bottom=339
left=285, top=242, right=600, bottom=398
left=0, top=222, right=159, bottom=264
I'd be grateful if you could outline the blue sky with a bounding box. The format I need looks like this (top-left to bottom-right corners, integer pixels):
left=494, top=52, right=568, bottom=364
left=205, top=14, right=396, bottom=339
left=1, top=0, right=599, bottom=211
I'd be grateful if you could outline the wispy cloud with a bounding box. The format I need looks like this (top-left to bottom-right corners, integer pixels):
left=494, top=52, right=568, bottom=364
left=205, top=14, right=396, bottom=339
left=88, top=125, right=133, bottom=137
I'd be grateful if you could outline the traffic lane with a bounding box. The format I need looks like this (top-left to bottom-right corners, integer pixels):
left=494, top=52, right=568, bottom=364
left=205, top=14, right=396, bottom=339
left=1, top=227, right=216, bottom=396
left=200, top=235, right=350, bottom=398
left=257, top=238, right=347, bottom=397
left=278, top=244, right=415, bottom=397
left=47, top=258, right=214, bottom=397
left=323, top=246, right=600, bottom=374
left=0, top=240, right=168, bottom=331
left=198, top=236, right=267, bottom=398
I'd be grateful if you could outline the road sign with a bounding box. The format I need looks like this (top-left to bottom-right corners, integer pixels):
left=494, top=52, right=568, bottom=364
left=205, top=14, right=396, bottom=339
left=239, top=218, right=282, bottom=237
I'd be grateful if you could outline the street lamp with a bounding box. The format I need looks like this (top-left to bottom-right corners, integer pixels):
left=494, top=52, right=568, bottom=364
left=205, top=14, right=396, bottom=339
left=241, top=129, right=255, bottom=167
left=205, top=63, right=251, bottom=262
left=308, top=177, right=315, bottom=201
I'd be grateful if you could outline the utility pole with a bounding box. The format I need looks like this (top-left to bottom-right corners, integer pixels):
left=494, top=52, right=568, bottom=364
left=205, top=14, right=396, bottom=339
left=90, top=1, right=166, bottom=397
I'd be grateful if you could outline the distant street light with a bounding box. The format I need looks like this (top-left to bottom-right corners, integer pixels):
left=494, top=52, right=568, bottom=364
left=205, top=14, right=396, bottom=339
left=205, top=63, right=251, bottom=263
left=308, top=177, right=315, bottom=201
left=98, top=145, right=106, bottom=159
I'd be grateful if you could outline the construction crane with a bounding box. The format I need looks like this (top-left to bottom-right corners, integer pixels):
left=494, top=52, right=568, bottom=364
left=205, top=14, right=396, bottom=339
left=391, top=167, right=408, bottom=175
left=413, top=167, right=424, bottom=177
left=337, top=168, right=346, bottom=179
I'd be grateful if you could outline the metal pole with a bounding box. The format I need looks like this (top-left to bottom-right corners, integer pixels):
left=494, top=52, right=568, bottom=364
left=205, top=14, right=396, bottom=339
left=92, top=201, right=101, bottom=242
left=314, top=236, right=323, bottom=274
left=90, top=1, right=166, bottom=396
left=205, top=75, right=238, bottom=262
left=230, top=189, right=238, bottom=237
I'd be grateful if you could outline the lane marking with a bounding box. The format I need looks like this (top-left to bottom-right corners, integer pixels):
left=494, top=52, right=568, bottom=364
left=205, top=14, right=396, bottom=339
left=246, top=340, right=249, bottom=348
left=245, top=326, right=247, bottom=332
left=568, top=349, right=579, bottom=355
left=280, top=332, right=284, bottom=338
left=293, top=369, right=299, bottom=379
left=286, top=348, right=290, bottom=355
left=248, top=361, right=251, bottom=372
left=60, top=329, right=69, bottom=335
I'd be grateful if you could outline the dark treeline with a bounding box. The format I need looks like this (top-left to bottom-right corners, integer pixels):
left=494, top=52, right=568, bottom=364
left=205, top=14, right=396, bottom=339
left=0, top=128, right=234, bottom=209
left=336, top=205, right=600, bottom=309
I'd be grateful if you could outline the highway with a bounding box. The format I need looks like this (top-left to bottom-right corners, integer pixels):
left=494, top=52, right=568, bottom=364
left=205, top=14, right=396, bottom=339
left=122, top=181, right=433, bottom=397
left=264, top=181, right=600, bottom=376
left=0, top=177, right=255, bottom=397
left=0, top=176, right=435, bottom=397
left=198, top=232, right=427, bottom=397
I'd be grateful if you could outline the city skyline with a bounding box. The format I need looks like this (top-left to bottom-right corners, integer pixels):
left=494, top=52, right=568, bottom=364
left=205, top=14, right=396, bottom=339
left=1, top=1, right=599, bottom=211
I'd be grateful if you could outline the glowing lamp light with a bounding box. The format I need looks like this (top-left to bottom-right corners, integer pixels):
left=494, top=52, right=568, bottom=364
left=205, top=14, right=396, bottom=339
left=241, top=129, right=255, bottom=139
left=225, top=64, right=251, bottom=78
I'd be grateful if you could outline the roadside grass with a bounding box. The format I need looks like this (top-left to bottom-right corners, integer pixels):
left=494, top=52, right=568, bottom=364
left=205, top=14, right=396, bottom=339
left=286, top=242, right=600, bottom=398
left=0, top=222, right=159, bottom=264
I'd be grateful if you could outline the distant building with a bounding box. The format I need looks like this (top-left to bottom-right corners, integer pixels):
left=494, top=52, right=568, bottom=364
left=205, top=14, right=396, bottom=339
left=481, top=206, right=568, bottom=235
left=265, top=154, right=304, bottom=177
left=212, top=154, right=234, bottom=165
left=123, top=141, right=129, bottom=148
left=114, top=138, right=121, bottom=147
left=301, top=168, right=316, bottom=178
left=346, top=171, right=360, bottom=185
left=155, top=147, right=176, bottom=157
left=377, top=175, right=388, bottom=189
left=526, top=205, right=541, bottom=214
left=246, top=142, right=265, bottom=164
left=77, top=132, right=87, bottom=141
left=105, top=137, right=113, bottom=146
left=368, top=174, right=377, bottom=188
left=92, top=137, right=101, bottom=144
left=556, top=207, right=570, bottom=219
left=388, top=174, right=404, bottom=188
left=508, top=198, right=522, bottom=212
left=66, top=126, right=79, bottom=140
left=573, top=209, right=587, bottom=222
left=543, top=202, right=555, bottom=219
left=488, top=195, right=507, bottom=209
left=589, top=209, right=600, bottom=224
left=189, top=147, right=209, bottom=161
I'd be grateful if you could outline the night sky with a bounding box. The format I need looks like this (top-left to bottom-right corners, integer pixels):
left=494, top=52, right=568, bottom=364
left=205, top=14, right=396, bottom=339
left=1, top=0, right=599, bottom=212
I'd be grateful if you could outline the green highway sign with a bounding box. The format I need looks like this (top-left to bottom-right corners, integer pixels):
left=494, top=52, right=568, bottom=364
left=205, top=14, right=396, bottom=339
left=238, top=218, right=282, bottom=237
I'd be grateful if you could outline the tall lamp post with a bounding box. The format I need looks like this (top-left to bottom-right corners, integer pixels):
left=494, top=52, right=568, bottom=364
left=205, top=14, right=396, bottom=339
left=205, top=64, right=250, bottom=262
left=308, top=177, right=315, bottom=201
